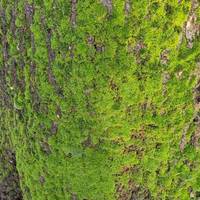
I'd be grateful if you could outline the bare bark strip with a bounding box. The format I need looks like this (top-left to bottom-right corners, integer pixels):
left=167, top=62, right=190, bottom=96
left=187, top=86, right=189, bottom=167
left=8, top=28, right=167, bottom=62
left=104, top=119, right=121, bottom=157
left=0, top=70, right=12, bottom=109
left=191, top=119, right=200, bottom=148
left=1, top=36, right=9, bottom=67
left=17, top=27, right=26, bottom=92
left=160, top=49, right=169, bottom=65
left=30, top=61, right=40, bottom=112
left=0, top=150, right=22, bottom=200
left=124, top=0, right=131, bottom=16
left=25, top=2, right=34, bottom=25
left=134, top=42, right=146, bottom=65
left=30, top=32, right=36, bottom=54
left=101, top=0, right=113, bottom=14
left=41, top=15, right=63, bottom=97
left=70, top=0, right=78, bottom=28
left=162, top=71, right=170, bottom=96
left=11, top=59, right=18, bottom=88
left=180, top=124, right=190, bottom=152
left=185, top=0, right=200, bottom=48
left=0, top=7, right=9, bottom=69
left=24, top=3, right=35, bottom=55
left=0, top=6, right=7, bottom=35
left=0, top=5, right=12, bottom=109
left=190, top=77, right=200, bottom=148
left=24, top=3, right=40, bottom=111
left=10, top=0, right=18, bottom=37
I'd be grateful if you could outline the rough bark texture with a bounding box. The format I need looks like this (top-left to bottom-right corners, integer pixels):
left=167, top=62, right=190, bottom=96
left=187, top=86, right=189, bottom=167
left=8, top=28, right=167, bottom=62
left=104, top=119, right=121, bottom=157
left=0, top=0, right=200, bottom=200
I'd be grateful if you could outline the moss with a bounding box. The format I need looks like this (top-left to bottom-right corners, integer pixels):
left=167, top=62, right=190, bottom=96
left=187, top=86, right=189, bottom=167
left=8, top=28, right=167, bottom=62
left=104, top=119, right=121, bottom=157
left=0, top=0, right=200, bottom=199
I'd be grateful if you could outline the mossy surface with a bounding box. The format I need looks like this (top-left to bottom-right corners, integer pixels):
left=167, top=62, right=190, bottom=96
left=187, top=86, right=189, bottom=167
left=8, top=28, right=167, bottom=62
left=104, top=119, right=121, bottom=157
left=0, top=0, right=200, bottom=199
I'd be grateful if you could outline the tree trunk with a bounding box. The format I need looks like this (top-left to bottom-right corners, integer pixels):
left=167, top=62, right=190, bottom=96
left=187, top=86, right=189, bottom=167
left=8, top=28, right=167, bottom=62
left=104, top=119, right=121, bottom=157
left=0, top=0, right=200, bottom=199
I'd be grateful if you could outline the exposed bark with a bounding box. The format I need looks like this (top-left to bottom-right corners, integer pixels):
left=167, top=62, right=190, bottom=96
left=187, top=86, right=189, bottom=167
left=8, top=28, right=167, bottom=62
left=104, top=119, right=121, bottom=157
left=41, top=15, right=63, bottom=97
left=101, top=0, right=113, bottom=15
left=70, top=0, right=78, bottom=28
left=124, top=0, right=131, bottom=16
left=0, top=150, right=22, bottom=200
left=185, top=0, right=200, bottom=48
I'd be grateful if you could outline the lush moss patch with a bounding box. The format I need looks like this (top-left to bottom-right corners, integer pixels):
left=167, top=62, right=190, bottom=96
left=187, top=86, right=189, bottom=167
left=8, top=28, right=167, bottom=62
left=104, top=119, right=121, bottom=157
left=0, top=0, right=200, bottom=199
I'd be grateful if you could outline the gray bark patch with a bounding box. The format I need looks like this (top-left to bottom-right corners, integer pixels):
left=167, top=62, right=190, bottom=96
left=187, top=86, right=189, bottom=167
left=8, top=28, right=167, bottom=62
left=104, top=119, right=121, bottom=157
left=101, top=0, right=113, bottom=14
left=124, top=0, right=131, bottom=15
left=0, top=150, right=22, bottom=200
left=185, top=0, right=200, bottom=48
left=25, top=3, right=34, bottom=25
left=70, top=0, right=78, bottom=28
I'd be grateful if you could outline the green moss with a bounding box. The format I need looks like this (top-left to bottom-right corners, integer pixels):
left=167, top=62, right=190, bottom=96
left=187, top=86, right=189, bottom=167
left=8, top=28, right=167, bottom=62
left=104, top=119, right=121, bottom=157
left=0, top=0, right=200, bottom=199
